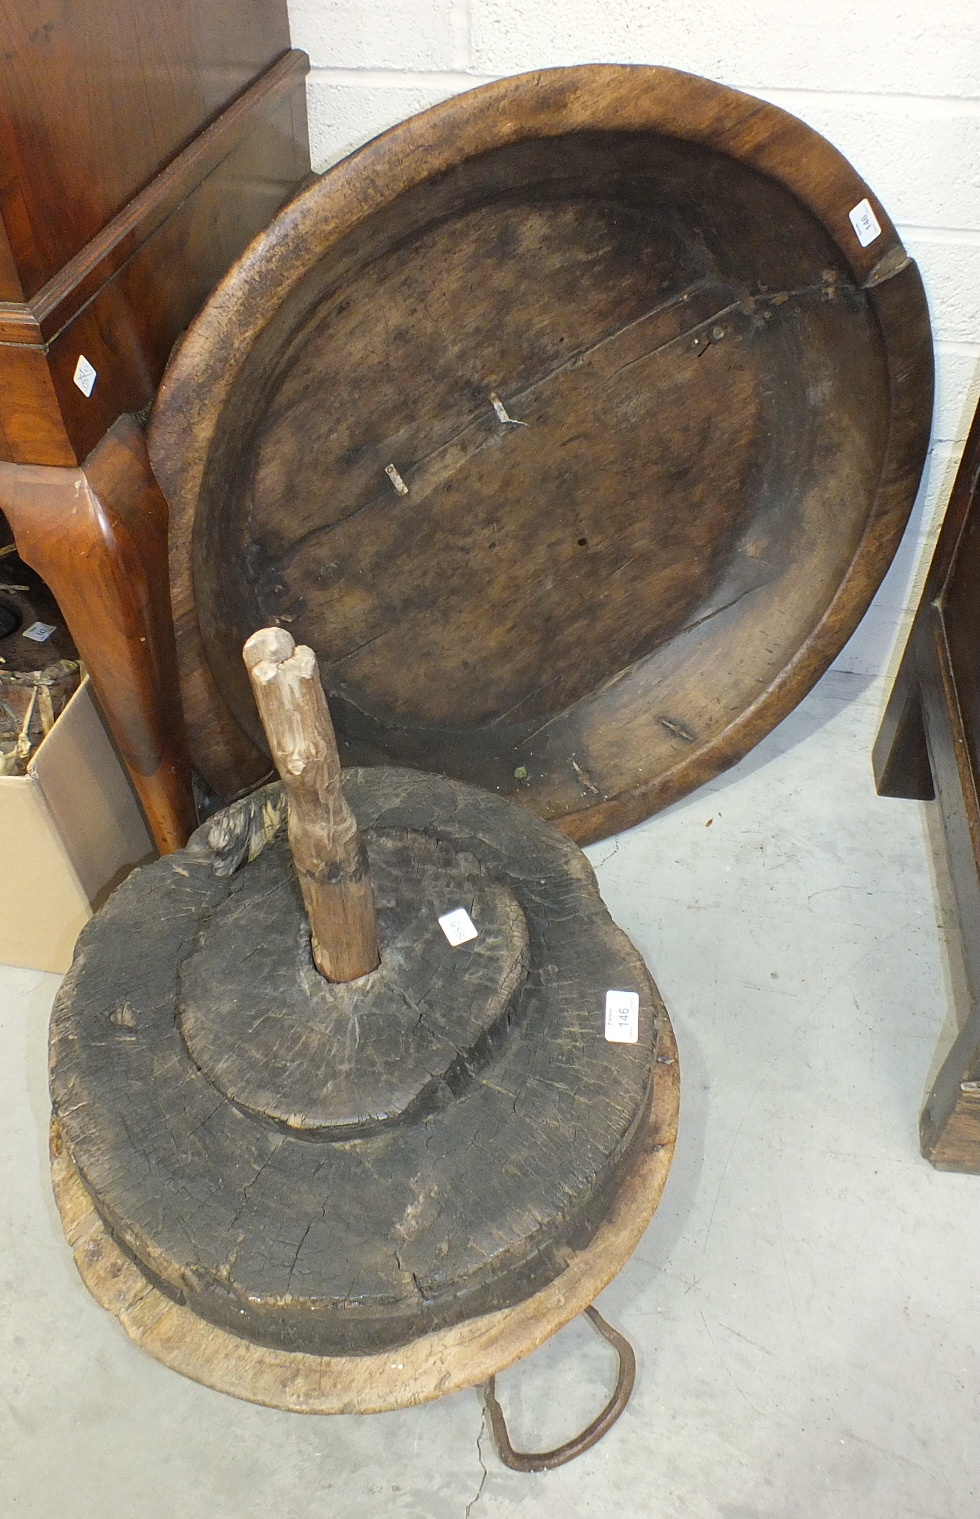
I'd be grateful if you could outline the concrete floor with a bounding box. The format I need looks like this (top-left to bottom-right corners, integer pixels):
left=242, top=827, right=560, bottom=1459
left=1, top=668, right=977, bottom=1519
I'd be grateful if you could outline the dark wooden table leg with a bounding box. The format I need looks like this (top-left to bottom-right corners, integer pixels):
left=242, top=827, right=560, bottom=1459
left=0, top=415, right=196, bottom=854
left=873, top=626, right=979, bottom=1173
left=872, top=649, right=935, bottom=801
left=916, top=619, right=980, bottom=1172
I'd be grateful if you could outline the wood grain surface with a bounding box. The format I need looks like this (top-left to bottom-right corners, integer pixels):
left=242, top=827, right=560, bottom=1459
left=151, top=64, right=933, bottom=841
left=0, top=0, right=290, bottom=298
left=178, top=829, right=529, bottom=1133
left=244, top=627, right=380, bottom=982
left=50, top=1008, right=678, bottom=1413
left=0, top=16, right=309, bottom=465
left=50, top=768, right=664, bottom=1356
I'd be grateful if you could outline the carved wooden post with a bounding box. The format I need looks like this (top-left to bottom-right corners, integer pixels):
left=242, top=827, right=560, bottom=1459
left=243, top=626, right=380, bottom=982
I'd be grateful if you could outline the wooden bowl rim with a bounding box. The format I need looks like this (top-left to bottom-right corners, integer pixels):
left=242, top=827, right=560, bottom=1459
left=151, top=65, right=933, bottom=839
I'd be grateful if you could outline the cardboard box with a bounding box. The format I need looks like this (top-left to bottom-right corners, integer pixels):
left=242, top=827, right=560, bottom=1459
left=0, top=677, right=155, bottom=972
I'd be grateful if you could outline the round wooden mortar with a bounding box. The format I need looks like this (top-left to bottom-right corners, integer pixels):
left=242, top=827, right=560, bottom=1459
left=150, top=63, right=933, bottom=842
left=49, top=1032, right=677, bottom=1414
left=49, top=766, right=679, bottom=1410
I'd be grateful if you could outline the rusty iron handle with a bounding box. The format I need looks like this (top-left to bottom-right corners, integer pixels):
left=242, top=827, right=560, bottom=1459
left=480, top=1304, right=636, bottom=1472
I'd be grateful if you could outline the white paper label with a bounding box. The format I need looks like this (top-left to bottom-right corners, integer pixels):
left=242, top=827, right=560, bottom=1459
left=72, top=354, right=98, bottom=396
left=438, top=907, right=479, bottom=946
left=384, top=462, right=409, bottom=496
left=848, top=198, right=881, bottom=248
left=489, top=391, right=528, bottom=427
left=22, top=621, right=56, bottom=642
left=605, top=989, right=639, bottom=1043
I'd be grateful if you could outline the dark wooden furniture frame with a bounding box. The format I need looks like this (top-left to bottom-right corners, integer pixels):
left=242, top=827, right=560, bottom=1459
left=874, top=401, right=980, bottom=1173
left=0, top=2, right=310, bottom=850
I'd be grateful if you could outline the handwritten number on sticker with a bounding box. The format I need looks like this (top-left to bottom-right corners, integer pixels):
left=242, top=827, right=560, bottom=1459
left=72, top=355, right=97, bottom=397
left=438, top=907, right=479, bottom=946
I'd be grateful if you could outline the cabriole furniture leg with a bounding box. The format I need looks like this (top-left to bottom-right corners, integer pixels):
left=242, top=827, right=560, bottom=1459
left=0, top=414, right=196, bottom=854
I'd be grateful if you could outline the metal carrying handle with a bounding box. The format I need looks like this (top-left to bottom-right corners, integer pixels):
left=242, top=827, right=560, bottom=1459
left=480, top=1304, right=636, bottom=1472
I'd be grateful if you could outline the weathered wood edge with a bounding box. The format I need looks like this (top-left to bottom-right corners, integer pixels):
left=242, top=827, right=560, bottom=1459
left=50, top=1013, right=679, bottom=1415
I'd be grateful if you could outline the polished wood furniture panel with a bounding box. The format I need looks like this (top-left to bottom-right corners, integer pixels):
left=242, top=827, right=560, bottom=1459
left=0, top=0, right=309, bottom=466
left=874, top=399, right=980, bottom=1173
left=0, top=0, right=290, bottom=294
left=0, top=1, right=310, bottom=851
left=0, top=51, right=310, bottom=466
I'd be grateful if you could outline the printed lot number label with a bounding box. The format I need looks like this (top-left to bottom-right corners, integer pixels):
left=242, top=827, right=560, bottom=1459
left=605, top=989, right=639, bottom=1043
left=849, top=198, right=882, bottom=248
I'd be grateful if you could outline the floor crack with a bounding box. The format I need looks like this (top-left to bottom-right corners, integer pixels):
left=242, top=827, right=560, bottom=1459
left=596, top=837, right=620, bottom=870
left=464, top=1406, right=489, bottom=1518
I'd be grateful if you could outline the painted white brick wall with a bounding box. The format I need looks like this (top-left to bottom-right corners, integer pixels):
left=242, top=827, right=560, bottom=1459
left=287, top=0, right=980, bottom=681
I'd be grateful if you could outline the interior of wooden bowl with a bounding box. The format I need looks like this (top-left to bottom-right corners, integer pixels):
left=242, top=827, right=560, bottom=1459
left=155, top=70, right=933, bottom=840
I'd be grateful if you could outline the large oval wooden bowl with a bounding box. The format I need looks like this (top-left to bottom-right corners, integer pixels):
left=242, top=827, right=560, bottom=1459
left=151, top=65, right=933, bottom=843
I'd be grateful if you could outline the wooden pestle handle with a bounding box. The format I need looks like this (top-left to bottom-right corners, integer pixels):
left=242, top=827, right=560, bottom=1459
left=244, top=627, right=380, bottom=982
